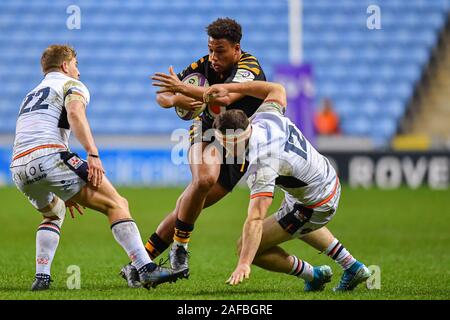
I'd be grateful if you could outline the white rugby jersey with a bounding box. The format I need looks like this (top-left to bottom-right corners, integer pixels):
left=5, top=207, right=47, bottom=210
left=12, top=72, right=90, bottom=160
left=246, top=102, right=338, bottom=208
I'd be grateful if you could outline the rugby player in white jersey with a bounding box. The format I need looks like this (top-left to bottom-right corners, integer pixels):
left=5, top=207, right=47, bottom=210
left=203, top=81, right=371, bottom=291
left=10, top=45, right=182, bottom=291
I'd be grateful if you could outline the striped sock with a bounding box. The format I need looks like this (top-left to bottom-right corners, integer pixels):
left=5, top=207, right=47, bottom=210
left=173, top=219, right=194, bottom=249
left=145, top=233, right=170, bottom=259
left=289, top=255, right=314, bottom=282
left=324, top=238, right=356, bottom=270
left=36, top=219, right=63, bottom=276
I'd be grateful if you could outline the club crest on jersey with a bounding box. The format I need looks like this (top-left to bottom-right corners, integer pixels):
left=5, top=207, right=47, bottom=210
left=233, top=69, right=255, bottom=83
left=68, top=156, right=83, bottom=169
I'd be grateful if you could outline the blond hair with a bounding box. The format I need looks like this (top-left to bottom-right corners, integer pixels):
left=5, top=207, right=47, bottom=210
left=40, top=44, right=77, bottom=74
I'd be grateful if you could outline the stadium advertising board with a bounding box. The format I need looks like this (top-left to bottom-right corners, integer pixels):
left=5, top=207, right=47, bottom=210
left=325, top=152, right=450, bottom=189
left=1, top=148, right=448, bottom=189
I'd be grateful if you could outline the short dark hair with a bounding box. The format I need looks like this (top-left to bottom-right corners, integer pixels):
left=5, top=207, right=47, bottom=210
left=213, top=110, right=249, bottom=133
left=206, top=18, right=242, bottom=44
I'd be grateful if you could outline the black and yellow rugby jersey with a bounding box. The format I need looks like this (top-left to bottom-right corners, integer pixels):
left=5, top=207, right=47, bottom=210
left=177, top=51, right=266, bottom=127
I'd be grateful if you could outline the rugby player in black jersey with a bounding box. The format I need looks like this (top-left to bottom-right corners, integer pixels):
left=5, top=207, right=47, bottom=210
left=120, top=18, right=266, bottom=287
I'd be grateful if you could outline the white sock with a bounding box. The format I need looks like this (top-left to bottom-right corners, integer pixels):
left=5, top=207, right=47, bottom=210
left=289, top=255, right=314, bottom=282
left=35, top=216, right=64, bottom=276
left=172, top=240, right=188, bottom=250
left=35, top=198, right=66, bottom=276
left=111, top=219, right=153, bottom=270
left=324, top=238, right=356, bottom=270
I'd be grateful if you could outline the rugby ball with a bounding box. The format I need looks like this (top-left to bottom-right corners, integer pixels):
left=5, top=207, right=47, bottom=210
left=175, top=73, right=209, bottom=120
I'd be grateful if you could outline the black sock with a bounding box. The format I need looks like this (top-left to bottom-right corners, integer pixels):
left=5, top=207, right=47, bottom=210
left=173, top=219, right=194, bottom=245
left=144, top=232, right=171, bottom=259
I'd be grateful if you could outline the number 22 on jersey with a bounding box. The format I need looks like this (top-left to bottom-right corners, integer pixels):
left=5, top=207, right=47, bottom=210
left=19, top=87, right=50, bottom=116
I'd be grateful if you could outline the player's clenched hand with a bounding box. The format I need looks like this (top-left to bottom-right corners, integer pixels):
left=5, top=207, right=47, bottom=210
left=203, top=84, right=229, bottom=104
left=65, top=200, right=85, bottom=219
left=226, top=264, right=251, bottom=286
left=87, top=156, right=105, bottom=188
left=152, top=66, right=185, bottom=94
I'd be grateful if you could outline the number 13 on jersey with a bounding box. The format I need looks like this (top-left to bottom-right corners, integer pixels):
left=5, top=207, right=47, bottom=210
left=284, top=124, right=308, bottom=161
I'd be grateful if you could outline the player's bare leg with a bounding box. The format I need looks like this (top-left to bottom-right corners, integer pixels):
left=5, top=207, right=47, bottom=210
left=153, top=182, right=229, bottom=247
left=31, top=196, right=66, bottom=291
left=237, top=216, right=332, bottom=291
left=70, top=176, right=133, bottom=223
left=300, top=226, right=335, bottom=251
left=244, top=219, right=370, bottom=291
left=70, top=177, right=184, bottom=289
left=178, top=142, right=222, bottom=223
left=166, top=141, right=222, bottom=276
left=300, top=227, right=371, bottom=291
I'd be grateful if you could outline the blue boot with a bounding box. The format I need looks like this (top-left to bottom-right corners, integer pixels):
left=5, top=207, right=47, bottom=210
left=333, top=261, right=371, bottom=291
left=304, top=265, right=333, bottom=292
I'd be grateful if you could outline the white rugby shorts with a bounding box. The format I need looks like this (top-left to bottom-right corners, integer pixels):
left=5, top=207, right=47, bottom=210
left=276, top=182, right=341, bottom=237
left=10, top=151, right=88, bottom=210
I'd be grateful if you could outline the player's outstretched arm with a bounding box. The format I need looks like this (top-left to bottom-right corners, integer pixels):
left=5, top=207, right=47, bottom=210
left=204, top=81, right=287, bottom=107
left=226, top=196, right=272, bottom=286
left=152, top=66, right=244, bottom=107
left=66, top=96, right=105, bottom=187
left=152, top=66, right=206, bottom=100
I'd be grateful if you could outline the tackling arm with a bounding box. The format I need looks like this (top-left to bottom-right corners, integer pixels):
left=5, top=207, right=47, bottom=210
left=154, top=80, right=244, bottom=107
left=152, top=66, right=245, bottom=107
left=204, top=81, right=287, bottom=107
left=239, top=196, right=273, bottom=266
left=226, top=195, right=272, bottom=285
left=155, top=92, right=200, bottom=110
left=177, top=85, right=244, bottom=106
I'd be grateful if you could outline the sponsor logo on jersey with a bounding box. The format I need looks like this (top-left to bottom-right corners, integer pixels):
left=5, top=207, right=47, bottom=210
left=233, top=69, right=255, bottom=83
left=68, top=156, right=83, bottom=169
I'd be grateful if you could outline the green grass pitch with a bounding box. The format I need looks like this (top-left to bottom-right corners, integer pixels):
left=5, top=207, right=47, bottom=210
left=0, top=186, right=449, bottom=300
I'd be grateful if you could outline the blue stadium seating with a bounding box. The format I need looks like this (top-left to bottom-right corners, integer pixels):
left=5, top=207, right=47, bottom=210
left=0, top=0, right=448, bottom=147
